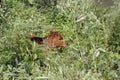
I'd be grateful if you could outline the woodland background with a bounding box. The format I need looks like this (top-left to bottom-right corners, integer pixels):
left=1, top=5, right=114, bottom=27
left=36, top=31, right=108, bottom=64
left=0, top=0, right=120, bottom=79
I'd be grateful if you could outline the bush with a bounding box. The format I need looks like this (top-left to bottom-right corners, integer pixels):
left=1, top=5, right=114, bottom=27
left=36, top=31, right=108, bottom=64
left=0, top=0, right=120, bottom=79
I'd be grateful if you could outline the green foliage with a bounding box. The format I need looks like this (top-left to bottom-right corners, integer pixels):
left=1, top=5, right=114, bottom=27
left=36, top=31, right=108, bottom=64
left=108, top=11, right=120, bottom=53
left=0, top=0, right=120, bottom=79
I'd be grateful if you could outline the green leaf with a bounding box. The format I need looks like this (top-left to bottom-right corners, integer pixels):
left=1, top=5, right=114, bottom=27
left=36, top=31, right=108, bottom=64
left=28, top=0, right=34, bottom=4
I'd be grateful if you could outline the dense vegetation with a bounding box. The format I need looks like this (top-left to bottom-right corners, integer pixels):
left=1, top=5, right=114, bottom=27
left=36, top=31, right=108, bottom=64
left=0, top=0, right=120, bottom=79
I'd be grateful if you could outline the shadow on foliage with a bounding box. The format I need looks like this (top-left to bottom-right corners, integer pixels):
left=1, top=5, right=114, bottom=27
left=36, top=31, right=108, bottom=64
left=108, top=13, right=120, bottom=54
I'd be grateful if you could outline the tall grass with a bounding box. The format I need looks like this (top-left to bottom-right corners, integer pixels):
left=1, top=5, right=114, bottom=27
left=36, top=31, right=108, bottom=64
left=0, top=0, right=120, bottom=79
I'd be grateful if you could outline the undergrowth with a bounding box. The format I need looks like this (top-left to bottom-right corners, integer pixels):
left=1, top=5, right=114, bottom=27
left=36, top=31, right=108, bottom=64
left=0, top=0, right=120, bottom=80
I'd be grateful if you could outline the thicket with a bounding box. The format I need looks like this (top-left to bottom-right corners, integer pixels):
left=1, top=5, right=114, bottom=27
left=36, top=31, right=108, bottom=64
left=0, top=0, right=120, bottom=79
